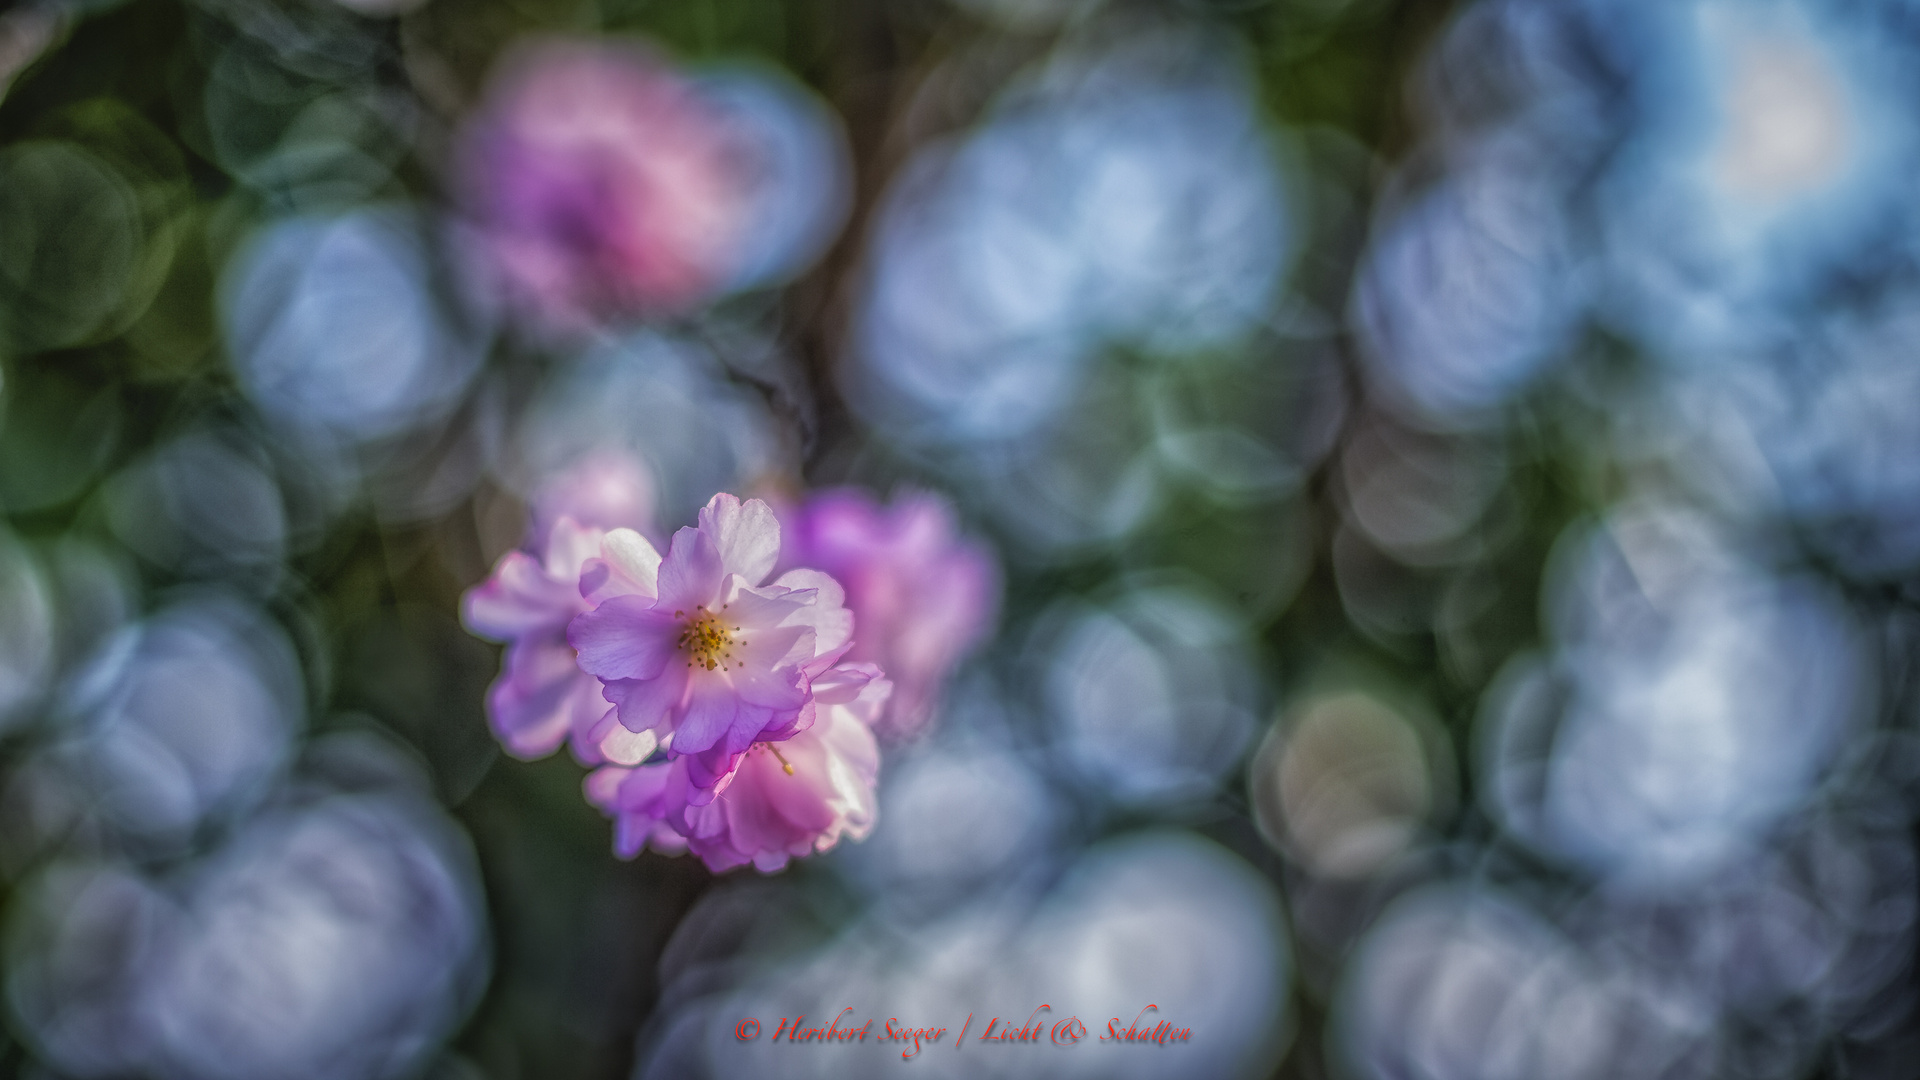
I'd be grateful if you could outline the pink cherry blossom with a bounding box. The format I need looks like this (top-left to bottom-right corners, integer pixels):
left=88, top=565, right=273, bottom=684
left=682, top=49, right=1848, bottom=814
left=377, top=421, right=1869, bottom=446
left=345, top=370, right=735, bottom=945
left=585, top=663, right=886, bottom=872
left=779, top=488, right=998, bottom=739
left=463, top=453, right=661, bottom=764
left=568, top=494, right=854, bottom=793
left=456, top=37, right=756, bottom=333
left=462, top=517, right=624, bottom=762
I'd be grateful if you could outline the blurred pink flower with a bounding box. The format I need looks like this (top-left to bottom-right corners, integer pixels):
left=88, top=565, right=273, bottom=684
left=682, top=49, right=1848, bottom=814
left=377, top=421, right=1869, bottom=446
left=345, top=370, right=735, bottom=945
left=464, top=454, right=660, bottom=764
left=780, top=488, right=998, bottom=739
left=568, top=494, right=855, bottom=793
left=457, top=37, right=755, bottom=332
left=462, top=517, right=621, bottom=761
left=585, top=662, right=886, bottom=872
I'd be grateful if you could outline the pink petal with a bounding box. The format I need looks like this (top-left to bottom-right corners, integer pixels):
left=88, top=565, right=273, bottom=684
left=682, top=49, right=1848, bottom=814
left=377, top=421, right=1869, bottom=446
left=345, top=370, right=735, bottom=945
left=727, top=625, right=813, bottom=708
left=589, top=708, right=659, bottom=765
left=843, top=672, right=894, bottom=727
left=671, top=669, right=739, bottom=754
left=763, top=732, right=846, bottom=828
left=808, top=662, right=880, bottom=705
left=718, top=755, right=809, bottom=847
left=542, top=517, right=607, bottom=581
left=463, top=551, right=579, bottom=640
left=566, top=675, right=618, bottom=763
left=680, top=796, right=730, bottom=843
left=579, top=528, right=662, bottom=604
left=726, top=637, right=810, bottom=710
left=480, top=634, right=583, bottom=753
left=749, top=851, right=792, bottom=872
left=611, top=817, right=648, bottom=858
left=770, top=567, right=845, bottom=610
left=616, top=760, right=679, bottom=808
left=602, top=661, right=689, bottom=734
left=698, top=844, right=756, bottom=874
left=790, top=608, right=854, bottom=660
left=698, top=494, right=781, bottom=587
left=583, top=764, right=633, bottom=809
left=819, top=702, right=882, bottom=781
left=756, top=698, right=815, bottom=744
left=644, top=827, right=691, bottom=857
left=485, top=653, right=577, bottom=758
left=721, top=701, right=779, bottom=755
left=681, top=744, right=747, bottom=796
left=766, top=571, right=853, bottom=655
left=717, top=581, right=811, bottom=629
left=655, top=525, right=725, bottom=613
left=568, top=597, right=679, bottom=680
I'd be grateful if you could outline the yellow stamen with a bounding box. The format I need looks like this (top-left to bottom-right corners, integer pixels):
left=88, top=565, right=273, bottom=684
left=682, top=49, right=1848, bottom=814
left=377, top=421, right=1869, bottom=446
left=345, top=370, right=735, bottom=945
left=675, top=604, right=744, bottom=672
left=767, top=744, right=795, bottom=776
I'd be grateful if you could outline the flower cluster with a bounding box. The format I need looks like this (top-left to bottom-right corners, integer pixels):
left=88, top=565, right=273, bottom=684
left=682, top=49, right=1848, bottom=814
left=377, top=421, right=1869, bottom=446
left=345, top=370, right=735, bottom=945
left=456, top=37, right=756, bottom=333
left=455, top=36, right=851, bottom=339
left=776, top=488, right=999, bottom=741
left=464, top=478, right=995, bottom=873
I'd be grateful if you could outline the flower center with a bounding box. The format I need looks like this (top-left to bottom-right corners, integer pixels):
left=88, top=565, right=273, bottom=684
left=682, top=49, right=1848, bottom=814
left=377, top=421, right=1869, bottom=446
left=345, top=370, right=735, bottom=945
left=675, top=605, right=742, bottom=671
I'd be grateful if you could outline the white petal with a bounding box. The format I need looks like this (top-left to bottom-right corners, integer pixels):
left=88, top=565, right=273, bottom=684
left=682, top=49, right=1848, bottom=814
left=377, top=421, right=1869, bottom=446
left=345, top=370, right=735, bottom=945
left=591, top=709, right=659, bottom=766
left=583, top=527, right=664, bottom=604
left=699, top=494, right=781, bottom=586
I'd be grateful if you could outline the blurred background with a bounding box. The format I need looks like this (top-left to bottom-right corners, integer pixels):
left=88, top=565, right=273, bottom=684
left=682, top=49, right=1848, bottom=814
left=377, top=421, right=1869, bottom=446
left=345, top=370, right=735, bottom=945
left=0, top=0, right=1916, bottom=1077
